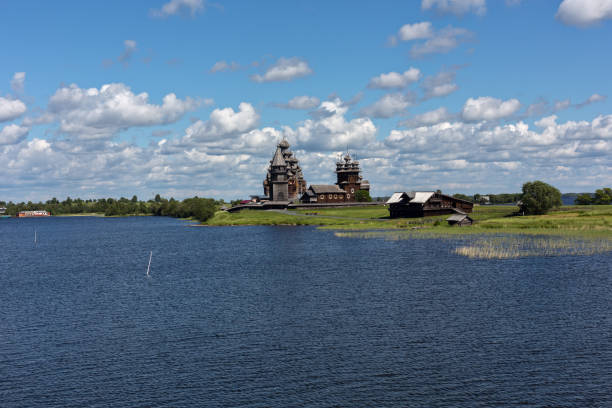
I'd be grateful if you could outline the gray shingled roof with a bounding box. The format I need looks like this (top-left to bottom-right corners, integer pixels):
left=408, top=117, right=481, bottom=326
left=271, top=146, right=286, bottom=166
left=309, top=184, right=346, bottom=194
left=446, top=214, right=472, bottom=222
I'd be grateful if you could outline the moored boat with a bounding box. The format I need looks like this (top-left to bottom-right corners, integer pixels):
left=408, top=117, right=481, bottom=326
left=17, top=210, right=51, bottom=217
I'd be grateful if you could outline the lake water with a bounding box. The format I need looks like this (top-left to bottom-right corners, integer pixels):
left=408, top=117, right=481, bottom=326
left=1, top=216, right=611, bottom=407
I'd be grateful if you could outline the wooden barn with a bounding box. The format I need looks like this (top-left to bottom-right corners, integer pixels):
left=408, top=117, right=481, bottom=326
left=301, top=185, right=348, bottom=204
left=446, top=213, right=474, bottom=226
left=386, top=191, right=473, bottom=218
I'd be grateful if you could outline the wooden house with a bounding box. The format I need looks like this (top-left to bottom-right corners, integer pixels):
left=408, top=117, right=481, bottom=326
left=386, top=191, right=473, bottom=218
left=301, top=185, right=348, bottom=204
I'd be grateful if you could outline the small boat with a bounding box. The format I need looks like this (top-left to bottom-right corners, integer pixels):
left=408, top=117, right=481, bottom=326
left=17, top=210, right=51, bottom=218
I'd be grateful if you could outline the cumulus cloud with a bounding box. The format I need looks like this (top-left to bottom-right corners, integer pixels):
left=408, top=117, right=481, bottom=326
left=209, top=60, right=241, bottom=73
left=274, top=95, right=320, bottom=110
left=2, top=107, right=611, bottom=201
left=183, top=102, right=259, bottom=142
left=398, top=22, right=434, bottom=41
left=0, top=97, right=27, bottom=122
left=251, top=57, right=313, bottom=83
left=462, top=96, right=521, bottom=121
left=11, top=72, right=25, bottom=93
left=389, top=22, right=472, bottom=57
left=150, top=0, right=205, bottom=17
left=556, top=0, right=612, bottom=27
left=287, top=98, right=377, bottom=151
left=367, top=68, right=421, bottom=89
left=421, top=70, right=458, bottom=99
left=422, top=0, right=487, bottom=16
left=45, top=83, right=199, bottom=140
left=401, top=107, right=454, bottom=127
left=0, top=124, right=29, bottom=145
left=381, top=113, right=612, bottom=193
left=410, top=26, right=473, bottom=58
left=360, top=93, right=415, bottom=118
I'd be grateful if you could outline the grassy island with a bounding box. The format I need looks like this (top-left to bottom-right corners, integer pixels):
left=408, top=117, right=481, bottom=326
left=202, top=205, right=612, bottom=258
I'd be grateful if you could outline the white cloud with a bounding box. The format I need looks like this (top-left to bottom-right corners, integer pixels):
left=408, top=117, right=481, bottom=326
left=287, top=98, right=377, bottom=150
left=251, top=57, right=313, bottom=83
left=0, top=124, right=28, bottom=145
left=360, top=93, right=414, bottom=118
left=0, top=97, right=27, bottom=122
left=118, top=40, right=137, bottom=64
left=184, top=102, right=259, bottom=141
left=422, top=70, right=458, bottom=99
left=462, top=96, right=521, bottom=121
left=2, top=109, right=611, bottom=201
left=422, top=0, right=486, bottom=16
left=398, top=22, right=434, bottom=41
left=576, top=93, right=607, bottom=108
left=404, top=107, right=454, bottom=127
left=367, top=68, right=421, bottom=89
left=150, top=0, right=205, bottom=17
left=209, top=60, right=241, bottom=73
left=410, top=26, right=473, bottom=58
left=11, top=72, right=25, bottom=93
left=556, top=0, right=612, bottom=27
left=554, top=99, right=572, bottom=111
left=275, top=96, right=320, bottom=110
left=390, top=22, right=472, bottom=57
left=46, top=83, right=198, bottom=139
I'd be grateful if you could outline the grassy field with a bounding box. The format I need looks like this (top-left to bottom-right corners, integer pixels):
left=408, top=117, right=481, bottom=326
left=204, top=204, right=612, bottom=230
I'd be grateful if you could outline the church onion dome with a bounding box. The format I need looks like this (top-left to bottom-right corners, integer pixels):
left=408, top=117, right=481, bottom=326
left=278, top=138, right=290, bottom=149
left=344, top=153, right=352, bottom=162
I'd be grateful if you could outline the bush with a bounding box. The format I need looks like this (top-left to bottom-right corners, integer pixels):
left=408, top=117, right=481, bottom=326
left=575, top=193, right=593, bottom=205
left=355, top=190, right=372, bottom=202
left=519, top=181, right=562, bottom=215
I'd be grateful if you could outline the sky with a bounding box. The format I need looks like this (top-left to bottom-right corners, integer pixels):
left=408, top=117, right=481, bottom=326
left=1, top=0, right=611, bottom=201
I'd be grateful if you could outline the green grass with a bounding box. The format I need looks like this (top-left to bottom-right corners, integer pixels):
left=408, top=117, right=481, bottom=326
left=204, top=209, right=386, bottom=227
left=203, top=205, right=612, bottom=237
left=291, top=205, right=390, bottom=219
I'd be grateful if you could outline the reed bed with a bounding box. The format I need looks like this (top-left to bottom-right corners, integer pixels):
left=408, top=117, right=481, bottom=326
left=334, top=230, right=612, bottom=259
left=454, top=236, right=612, bottom=259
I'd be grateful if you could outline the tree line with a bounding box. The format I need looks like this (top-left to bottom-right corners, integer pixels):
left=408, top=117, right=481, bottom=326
left=0, top=194, right=222, bottom=222
left=452, top=193, right=522, bottom=205
left=574, top=188, right=612, bottom=205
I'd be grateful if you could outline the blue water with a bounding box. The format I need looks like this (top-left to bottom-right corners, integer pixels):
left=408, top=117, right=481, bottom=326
left=1, top=217, right=611, bottom=407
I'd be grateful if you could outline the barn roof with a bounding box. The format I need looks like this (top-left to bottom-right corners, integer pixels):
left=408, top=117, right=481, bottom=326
left=386, top=192, right=405, bottom=204
left=446, top=214, right=472, bottom=222
left=410, top=192, right=435, bottom=204
left=309, top=184, right=346, bottom=194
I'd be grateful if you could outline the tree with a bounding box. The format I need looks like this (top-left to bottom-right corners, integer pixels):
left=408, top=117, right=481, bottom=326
left=519, top=181, right=562, bottom=215
left=575, top=193, right=593, bottom=205
left=594, top=188, right=612, bottom=205
left=453, top=193, right=473, bottom=202
left=355, top=190, right=372, bottom=202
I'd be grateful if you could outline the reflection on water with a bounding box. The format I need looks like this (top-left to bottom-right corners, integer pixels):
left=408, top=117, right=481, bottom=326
left=1, top=216, right=611, bottom=407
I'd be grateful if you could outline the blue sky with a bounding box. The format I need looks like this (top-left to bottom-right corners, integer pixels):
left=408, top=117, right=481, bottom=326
left=1, top=0, right=611, bottom=201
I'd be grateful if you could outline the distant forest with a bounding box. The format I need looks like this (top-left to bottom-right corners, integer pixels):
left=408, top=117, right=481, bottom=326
left=452, top=193, right=522, bottom=205
left=0, top=195, right=222, bottom=222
